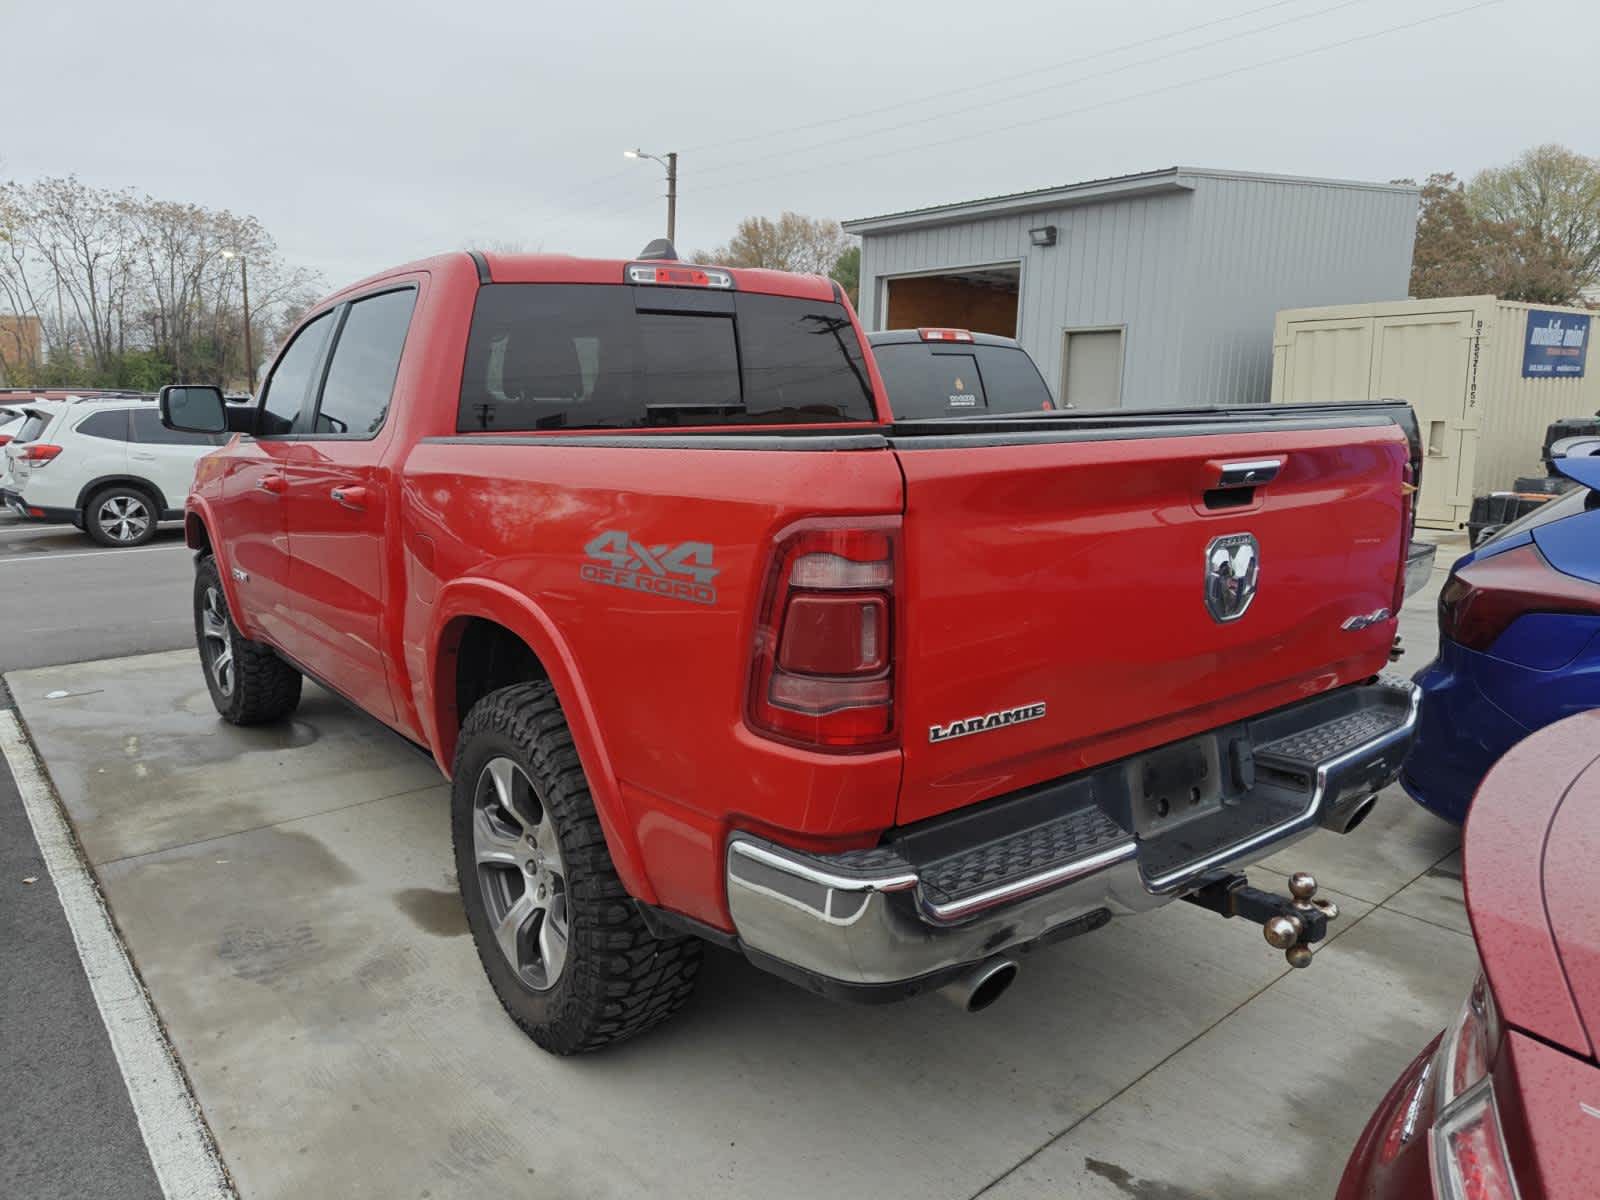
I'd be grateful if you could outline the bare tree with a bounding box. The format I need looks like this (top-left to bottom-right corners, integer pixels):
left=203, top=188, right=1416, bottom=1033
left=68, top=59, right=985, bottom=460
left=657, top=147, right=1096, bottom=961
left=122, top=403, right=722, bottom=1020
left=696, top=212, right=854, bottom=277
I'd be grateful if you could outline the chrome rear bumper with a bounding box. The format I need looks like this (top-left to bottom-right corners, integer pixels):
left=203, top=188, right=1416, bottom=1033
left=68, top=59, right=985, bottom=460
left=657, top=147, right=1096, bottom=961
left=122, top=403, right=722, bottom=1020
left=727, top=678, right=1420, bottom=997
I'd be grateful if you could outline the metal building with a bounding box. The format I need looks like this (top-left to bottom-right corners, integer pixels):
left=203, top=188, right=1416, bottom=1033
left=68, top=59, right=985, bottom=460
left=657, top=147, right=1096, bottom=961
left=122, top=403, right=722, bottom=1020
left=844, top=167, right=1418, bottom=410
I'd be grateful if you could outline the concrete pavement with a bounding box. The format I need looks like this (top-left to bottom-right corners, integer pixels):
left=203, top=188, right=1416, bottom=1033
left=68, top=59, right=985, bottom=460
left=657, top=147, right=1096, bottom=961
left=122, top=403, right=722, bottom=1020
left=3, top=553, right=1468, bottom=1200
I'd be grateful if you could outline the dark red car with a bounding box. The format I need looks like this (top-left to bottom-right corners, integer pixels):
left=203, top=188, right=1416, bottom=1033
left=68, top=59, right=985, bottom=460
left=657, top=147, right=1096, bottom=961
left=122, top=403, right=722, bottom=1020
left=1338, top=709, right=1600, bottom=1199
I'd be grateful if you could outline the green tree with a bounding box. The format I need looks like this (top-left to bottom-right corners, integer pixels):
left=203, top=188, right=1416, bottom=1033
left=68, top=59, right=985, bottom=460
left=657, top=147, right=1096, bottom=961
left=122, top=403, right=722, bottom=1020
left=1403, top=171, right=1581, bottom=304
left=831, top=245, right=860, bottom=307
left=1469, top=144, right=1600, bottom=288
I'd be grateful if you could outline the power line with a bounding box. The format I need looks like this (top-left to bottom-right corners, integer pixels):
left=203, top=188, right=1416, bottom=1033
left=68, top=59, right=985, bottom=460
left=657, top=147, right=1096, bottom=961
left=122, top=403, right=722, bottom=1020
left=692, top=0, right=1377, bottom=181
left=681, top=0, right=1311, bottom=155
left=535, top=0, right=1320, bottom=233
left=689, top=0, right=1503, bottom=199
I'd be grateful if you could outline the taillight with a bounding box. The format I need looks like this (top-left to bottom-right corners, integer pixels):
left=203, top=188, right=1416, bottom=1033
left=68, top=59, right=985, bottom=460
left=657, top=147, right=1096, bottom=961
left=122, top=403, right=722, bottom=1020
left=20, top=443, right=62, bottom=466
left=917, top=327, right=973, bottom=342
left=0, top=433, right=12, bottom=446
left=1438, top=542, right=1600, bottom=651
left=748, top=518, right=898, bottom=750
left=1430, top=973, right=1519, bottom=1199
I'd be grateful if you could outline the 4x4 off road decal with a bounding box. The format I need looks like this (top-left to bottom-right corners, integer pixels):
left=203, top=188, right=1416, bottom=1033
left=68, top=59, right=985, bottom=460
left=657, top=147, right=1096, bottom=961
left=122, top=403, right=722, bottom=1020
left=582, top=530, right=719, bottom=606
left=930, top=702, right=1047, bottom=743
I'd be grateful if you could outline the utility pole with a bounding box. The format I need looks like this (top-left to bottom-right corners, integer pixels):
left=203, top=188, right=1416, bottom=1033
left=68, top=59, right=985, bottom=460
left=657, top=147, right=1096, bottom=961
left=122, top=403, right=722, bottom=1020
left=665, top=151, right=677, bottom=245
left=625, top=148, right=680, bottom=245
left=223, top=250, right=253, bottom=390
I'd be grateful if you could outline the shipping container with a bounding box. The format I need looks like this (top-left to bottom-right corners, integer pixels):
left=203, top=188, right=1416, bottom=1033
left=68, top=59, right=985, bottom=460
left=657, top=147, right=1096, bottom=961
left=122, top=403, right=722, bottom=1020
left=1271, top=296, right=1599, bottom=529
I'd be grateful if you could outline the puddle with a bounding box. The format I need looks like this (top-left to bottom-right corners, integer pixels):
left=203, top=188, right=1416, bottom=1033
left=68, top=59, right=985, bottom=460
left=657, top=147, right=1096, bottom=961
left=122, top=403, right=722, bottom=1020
left=393, top=888, right=467, bottom=937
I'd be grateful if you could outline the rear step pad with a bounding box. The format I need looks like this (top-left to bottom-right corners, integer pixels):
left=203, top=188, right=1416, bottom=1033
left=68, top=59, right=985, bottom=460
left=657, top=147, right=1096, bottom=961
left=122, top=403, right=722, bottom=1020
left=1254, top=706, right=1408, bottom=768
left=918, top=806, right=1129, bottom=907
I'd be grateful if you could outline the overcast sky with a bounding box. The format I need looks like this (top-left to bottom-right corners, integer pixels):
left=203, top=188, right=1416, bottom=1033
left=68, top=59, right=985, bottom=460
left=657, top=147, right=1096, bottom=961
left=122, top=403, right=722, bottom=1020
left=7, top=0, right=1597, bottom=291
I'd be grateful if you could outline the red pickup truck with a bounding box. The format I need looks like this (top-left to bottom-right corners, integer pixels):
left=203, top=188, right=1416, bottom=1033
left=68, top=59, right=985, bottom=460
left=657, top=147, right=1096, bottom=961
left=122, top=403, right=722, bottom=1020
left=160, top=247, right=1423, bottom=1055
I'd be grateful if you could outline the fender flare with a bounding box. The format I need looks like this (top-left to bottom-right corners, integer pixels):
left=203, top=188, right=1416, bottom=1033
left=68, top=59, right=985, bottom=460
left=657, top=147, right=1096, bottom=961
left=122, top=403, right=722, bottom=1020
left=181, top=500, right=258, bottom=642
left=427, top=577, right=656, bottom=905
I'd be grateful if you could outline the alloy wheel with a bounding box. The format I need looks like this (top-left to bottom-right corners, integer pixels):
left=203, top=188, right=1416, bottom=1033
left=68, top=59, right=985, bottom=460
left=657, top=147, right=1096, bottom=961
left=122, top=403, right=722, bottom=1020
left=472, top=756, right=569, bottom=991
left=98, top=494, right=151, bottom=543
left=199, top=586, right=235, bottom=696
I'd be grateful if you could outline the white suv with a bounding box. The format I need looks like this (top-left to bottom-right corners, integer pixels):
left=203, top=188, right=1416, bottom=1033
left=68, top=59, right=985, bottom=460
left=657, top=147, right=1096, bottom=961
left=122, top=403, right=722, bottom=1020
left=1, top=397, right=227, bottom=546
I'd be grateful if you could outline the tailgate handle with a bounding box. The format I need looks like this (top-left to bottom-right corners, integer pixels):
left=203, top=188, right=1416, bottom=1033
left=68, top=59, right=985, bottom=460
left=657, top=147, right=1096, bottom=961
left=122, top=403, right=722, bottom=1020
left=1212, top=458, right=1282, bottom=489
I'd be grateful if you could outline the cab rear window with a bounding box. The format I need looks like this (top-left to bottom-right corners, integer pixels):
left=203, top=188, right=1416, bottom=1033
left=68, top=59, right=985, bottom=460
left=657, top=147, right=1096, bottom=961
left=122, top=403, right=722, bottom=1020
left=873, top=343, right=1055, bottom=418
left=458, top=284, right=876, bottom=431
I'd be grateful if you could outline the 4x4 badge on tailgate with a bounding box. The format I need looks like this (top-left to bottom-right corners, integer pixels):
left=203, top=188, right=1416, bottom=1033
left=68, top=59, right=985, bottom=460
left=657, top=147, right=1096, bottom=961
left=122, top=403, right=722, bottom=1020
left=582, top=530, right=719, bottom=605
left=930, top=702, right=1047, bottom=743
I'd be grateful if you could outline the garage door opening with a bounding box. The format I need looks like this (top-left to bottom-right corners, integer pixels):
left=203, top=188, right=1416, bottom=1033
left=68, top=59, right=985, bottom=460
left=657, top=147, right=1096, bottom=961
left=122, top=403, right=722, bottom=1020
left=884, top=265, right=1019, bottom=337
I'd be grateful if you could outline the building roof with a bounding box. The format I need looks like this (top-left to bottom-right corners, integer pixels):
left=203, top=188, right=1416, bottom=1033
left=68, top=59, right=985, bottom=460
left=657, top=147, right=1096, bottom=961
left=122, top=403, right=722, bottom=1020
left=842, top=166, right=1419, bottom=235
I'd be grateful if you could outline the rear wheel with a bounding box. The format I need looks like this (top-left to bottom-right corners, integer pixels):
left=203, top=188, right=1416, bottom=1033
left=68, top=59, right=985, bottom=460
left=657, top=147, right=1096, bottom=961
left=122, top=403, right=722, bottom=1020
left=452, top=682, right=702, bottom=1054
left=193, top=555, right=302, bottom=723
left=84, top=484, right=158, bottom=547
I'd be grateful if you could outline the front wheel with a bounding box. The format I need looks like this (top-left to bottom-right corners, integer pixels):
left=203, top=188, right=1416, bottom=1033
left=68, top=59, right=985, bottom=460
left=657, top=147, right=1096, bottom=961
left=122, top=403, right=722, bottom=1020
left=452, top=682, right=702, bottom=1054
left=193, top=555, right=302, bottom=724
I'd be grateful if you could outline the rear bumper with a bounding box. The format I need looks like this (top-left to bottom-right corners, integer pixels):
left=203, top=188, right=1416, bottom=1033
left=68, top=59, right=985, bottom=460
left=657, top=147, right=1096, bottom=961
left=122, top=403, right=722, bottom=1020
left=727, top=676, right=1420, bottom=999
left=1, top=488, right=75, bottom=524
left=1405, top=540, right=1437, bottom=599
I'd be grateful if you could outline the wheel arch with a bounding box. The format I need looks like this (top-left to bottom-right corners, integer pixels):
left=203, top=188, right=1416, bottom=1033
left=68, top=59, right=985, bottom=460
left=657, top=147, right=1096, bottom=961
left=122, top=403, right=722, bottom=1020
left=75, top=474, right=171, bottom=518
left=428, top=579, right=655, bottom=905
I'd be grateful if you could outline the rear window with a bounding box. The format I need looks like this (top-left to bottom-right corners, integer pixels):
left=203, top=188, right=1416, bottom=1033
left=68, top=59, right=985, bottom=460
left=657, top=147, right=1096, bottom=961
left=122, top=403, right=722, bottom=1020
left=873, top=343, right=1055, bottom=418
left=15, top=410, right=53, bottom=442
left=458, top=284, right=876, bottom=431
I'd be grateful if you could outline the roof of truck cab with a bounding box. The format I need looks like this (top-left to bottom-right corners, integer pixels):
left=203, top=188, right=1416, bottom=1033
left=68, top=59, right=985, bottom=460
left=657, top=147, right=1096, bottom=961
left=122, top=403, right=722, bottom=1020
left=867, top=330, right=1023, bottom=348
left=319, top=251, right=839, bottom=307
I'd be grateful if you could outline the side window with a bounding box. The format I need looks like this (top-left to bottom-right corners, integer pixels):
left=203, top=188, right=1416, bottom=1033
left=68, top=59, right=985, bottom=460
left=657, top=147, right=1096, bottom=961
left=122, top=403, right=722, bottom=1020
left=129, top=408, right=227, bottom=447
left=75, top=410, right=131, bottom=441
left=258, top=310, right=336, bottom=436
left=313, top=289, right=416, bottom=437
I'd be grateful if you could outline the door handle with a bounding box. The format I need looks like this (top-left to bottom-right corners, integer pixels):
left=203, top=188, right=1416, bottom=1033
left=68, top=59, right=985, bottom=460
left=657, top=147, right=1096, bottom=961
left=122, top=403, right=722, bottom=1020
left=330, top=485, right=368, bottom=511
left=131, top=452, right=157, bottom=462
left=255, top=475, right=287, bottom=495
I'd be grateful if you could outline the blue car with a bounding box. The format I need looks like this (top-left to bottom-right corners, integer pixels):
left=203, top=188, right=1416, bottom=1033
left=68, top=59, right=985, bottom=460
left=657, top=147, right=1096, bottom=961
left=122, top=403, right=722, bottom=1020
left=1404, top=452, right=1600, bottom=823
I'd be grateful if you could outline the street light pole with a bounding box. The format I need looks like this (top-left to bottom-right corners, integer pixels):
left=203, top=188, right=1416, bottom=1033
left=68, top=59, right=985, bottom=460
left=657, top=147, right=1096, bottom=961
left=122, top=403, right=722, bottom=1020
left=625, top=148, right=679, bottom=244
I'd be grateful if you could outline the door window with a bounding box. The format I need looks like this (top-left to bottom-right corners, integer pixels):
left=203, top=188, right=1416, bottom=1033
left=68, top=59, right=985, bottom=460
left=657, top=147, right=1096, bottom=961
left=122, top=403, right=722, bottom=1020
left=312, top=289, right=416, bottom=437
left=129, top=408, right=227, bottom=446
left=258, top=310, right=336, bottom=436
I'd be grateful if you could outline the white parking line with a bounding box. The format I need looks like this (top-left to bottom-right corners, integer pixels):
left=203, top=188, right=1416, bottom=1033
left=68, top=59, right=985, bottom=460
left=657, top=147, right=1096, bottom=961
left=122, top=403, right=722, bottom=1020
left=0, top=710, right=234, bottom=1199
left=1, top=543, right=189, bottom=563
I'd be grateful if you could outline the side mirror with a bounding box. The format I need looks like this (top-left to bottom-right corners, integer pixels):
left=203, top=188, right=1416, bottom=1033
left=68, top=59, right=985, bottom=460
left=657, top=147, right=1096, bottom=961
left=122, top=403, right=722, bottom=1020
left=159, top=384, right=228, bottom=434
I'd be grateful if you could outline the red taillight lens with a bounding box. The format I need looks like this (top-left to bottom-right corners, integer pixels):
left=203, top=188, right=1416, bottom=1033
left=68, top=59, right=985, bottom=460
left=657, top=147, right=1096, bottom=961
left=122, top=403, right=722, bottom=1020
left=748, top=519, right=898, bottom=750
left=1439, top=543, right=1600, bottom=651
left=0, top=433, right=12, bottom=446
left=20, top=443, right=62, bottom=465
left=1429, top=973, right=1519, bottom=1199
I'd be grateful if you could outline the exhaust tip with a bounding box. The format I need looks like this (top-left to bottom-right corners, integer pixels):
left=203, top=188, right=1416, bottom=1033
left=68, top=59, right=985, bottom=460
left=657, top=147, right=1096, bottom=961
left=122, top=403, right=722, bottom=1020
left=1341, top=795, right=1379, bottom=835
left=948, top=958, right=1018, bottom=1014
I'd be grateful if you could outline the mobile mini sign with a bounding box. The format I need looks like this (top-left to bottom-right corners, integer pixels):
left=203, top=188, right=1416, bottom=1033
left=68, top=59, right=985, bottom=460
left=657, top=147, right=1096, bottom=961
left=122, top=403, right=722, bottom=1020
left=1522, top=310, right=1590, bottom=379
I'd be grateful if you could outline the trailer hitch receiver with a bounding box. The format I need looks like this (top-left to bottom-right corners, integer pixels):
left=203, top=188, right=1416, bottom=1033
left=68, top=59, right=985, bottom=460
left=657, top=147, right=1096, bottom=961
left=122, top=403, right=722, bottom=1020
left=1183, top=870, right=1340, bottom=967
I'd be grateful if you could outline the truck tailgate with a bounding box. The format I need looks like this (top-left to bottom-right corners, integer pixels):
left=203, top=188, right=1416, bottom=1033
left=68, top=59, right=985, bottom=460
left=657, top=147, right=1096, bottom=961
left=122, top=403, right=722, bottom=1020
left=890, top=416, right=1410, bottom=825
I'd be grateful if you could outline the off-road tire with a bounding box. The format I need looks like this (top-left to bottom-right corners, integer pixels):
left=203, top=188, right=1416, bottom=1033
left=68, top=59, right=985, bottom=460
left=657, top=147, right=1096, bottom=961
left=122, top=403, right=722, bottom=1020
left=193, top=555, right=302, bottom=724
left=84, top=483, right=160, bottom=547
left=452, top=682, right=702, bottom=1054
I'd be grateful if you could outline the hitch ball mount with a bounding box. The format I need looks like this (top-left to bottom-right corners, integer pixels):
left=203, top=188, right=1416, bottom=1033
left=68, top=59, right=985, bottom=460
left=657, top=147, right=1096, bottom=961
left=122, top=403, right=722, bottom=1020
left=1183, top=870, right=1340, bottom=968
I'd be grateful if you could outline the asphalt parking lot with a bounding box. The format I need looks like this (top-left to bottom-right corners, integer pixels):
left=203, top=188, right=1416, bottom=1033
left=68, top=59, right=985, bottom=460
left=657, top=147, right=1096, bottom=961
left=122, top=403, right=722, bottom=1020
left=2, top=526, right=1473, bottom=1199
